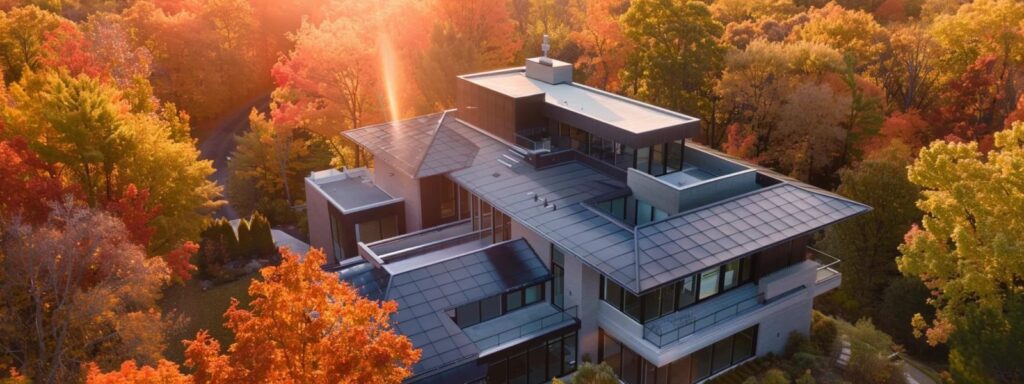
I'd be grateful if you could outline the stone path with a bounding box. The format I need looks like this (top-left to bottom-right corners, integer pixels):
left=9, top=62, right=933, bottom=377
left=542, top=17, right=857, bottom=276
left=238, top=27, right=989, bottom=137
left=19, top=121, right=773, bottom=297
left=836, top=336, right=851, bottom=368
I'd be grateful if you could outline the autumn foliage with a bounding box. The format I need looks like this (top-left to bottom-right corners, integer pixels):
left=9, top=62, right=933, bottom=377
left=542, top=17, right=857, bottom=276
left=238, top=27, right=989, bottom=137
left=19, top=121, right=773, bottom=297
left=182, top=247, right=419, bottom=383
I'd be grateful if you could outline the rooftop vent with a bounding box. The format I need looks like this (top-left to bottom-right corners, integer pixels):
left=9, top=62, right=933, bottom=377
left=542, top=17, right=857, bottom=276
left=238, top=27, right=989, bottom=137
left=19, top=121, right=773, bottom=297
left=525, top=34, right=572, bottom=84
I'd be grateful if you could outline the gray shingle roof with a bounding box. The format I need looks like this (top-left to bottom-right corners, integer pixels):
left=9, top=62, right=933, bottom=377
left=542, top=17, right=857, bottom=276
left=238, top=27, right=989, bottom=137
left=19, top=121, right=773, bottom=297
left=634, top=183, right=869, bottom=291
left=347, top=111, right=869, bottom=295
left=442, top=117, right=868, bottom=294
left=350, top=239, right=550, bottom=377
left=343, top=112, right=479, bottom=179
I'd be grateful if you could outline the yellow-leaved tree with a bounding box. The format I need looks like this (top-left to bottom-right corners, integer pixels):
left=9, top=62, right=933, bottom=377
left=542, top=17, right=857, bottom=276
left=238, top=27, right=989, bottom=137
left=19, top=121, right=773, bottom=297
left=898, top=121, right=1024, bottom=383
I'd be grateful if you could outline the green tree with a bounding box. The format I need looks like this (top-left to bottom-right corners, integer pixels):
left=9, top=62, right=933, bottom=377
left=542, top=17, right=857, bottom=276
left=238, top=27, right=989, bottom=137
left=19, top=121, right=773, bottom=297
left=899, top=122, right=1024, bottom=382
left=621, top=0, right=726, bottom=118
left=0, top=5, right=62, bottom=83
left=227, top=111, right=332, bottom=225
left=819, top=144, right=921, bottom=318
left=2, top=70, right=222, bottom=253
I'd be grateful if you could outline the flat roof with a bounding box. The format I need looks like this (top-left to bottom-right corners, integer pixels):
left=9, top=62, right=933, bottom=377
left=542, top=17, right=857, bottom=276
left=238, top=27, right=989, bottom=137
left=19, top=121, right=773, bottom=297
left=313, top=174, right=394, bottom=212
left=462, top=69, right=698, bottom=134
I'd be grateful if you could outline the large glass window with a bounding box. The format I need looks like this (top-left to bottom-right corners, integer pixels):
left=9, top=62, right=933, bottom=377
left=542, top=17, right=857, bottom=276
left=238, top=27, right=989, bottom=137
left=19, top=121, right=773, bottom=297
left=650, top=143, right=666, bottom=176
left=667, top=140, right=683, bottom=173
left=524, top=284, right=543, bottom=305
left=487, top=332, right=577, bottom=384
left=616, top=144, right=635, bottom=170
left=355, top=216, right=397, bottom=244
left=722, top=259, right=742, bottom=291
left=528, top=345, right=546, bottom=383
left=508, top=352, right=528, bottom=384
left=552, top=246, right=565, bottom=309
left=698, top=267, right=720, bottom=300
left=636, top=147, right=650, bottom=173
left=481, top=295, right=502, bottom=322
left=677, top=276, right=697, bottom=308
left=712, top=338, right=733, bottom=372
left=454, top=302, right=480, bottom=328
left=440, top=177, right=457, bottom=219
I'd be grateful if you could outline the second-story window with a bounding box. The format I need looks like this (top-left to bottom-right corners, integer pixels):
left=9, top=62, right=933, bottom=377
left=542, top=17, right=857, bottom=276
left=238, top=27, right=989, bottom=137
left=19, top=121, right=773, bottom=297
left=599, top=256, right=754, bottom=324
left=451, top=282, right=546, bottom=328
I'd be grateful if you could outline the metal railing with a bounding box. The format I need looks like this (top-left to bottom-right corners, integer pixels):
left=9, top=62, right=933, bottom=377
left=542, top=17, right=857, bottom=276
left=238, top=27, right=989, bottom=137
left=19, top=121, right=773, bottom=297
left=642, top=295, right=763, bottom=347
left=515, top=133, right=551, bottom=151
left=807, top=247, right=841, bottom=284
left=475, top=305, right=578, bottom=352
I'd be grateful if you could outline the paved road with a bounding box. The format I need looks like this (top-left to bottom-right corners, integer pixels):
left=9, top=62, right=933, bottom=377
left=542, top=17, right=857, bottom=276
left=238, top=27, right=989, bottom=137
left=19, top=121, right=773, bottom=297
left=197, top=94, right=271, bottom=220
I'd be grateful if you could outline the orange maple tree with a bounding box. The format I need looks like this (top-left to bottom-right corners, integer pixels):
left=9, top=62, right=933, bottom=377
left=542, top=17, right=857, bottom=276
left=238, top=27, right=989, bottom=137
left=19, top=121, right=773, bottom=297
left=85, top=360, right=190, bottom=384
left=87, top=247, right=419, bottom=383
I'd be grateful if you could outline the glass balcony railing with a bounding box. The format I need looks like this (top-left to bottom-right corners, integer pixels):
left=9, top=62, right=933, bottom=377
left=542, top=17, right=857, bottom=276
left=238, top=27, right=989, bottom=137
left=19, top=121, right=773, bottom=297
left=807, top=247, right=841, bottom=284
left=472, top=305, right=578, bottom=352
left=642, top=289, right=764, bottom=348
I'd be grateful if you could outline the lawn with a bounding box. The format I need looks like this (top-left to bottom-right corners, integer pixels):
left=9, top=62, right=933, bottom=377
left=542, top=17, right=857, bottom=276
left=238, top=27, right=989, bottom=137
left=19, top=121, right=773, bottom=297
left=159, top=274, right=257, bottom=364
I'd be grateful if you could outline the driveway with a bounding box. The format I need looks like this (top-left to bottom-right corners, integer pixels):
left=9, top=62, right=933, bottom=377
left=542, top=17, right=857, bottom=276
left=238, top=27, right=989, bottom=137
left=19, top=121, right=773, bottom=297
left=197, top=94, right=271, bottom=220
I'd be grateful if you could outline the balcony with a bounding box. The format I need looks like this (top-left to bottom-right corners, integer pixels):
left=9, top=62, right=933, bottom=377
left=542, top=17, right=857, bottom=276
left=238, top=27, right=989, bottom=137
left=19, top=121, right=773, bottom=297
left=641, top=284, right=765, bottom=348
left=807, top=247, right=842, bottom=294
left=359, top=219, right=492, bottom=274
left=464, top=304, right=578, bottom=356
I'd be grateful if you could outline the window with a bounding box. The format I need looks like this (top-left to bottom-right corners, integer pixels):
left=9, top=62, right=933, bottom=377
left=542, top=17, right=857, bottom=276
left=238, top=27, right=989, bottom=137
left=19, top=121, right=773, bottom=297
left=667, top=140, right=683, bottom=173
left=637, top=200, right=654, bottom=225
left=616, top=145, right=636, bottom=170
left=712, top=338, right=733, bottom=373
left=458, top=184, right=471, bottom=219
left=455, top=302, right=480, bottom=328
left=636, top=146, right=650, bottom=173
left=650, top=143, right=666, bottom=176
left=722, top=259, right=741, bottom=291
left=355, top=216, right=397, bottom=244
left=693, top=345, right=713, bottom=381
left=733, top=327, right=756, bottom=364
left=508, top=352, right=528, bottom=384
left=563, top=332, right=577, bottom=374
left=328, top=206, right=347, bottom=260
left=659, top=285, right=676, bottom=317
left=698, top=267, right=720, bottom=300
left=505, top=290, right=523, bottom=311
left=528, top=345, right=546, bottom=383
left=623, top=290, right=642, bottom=321
left=570, top=126, right=589, bottom=153
left=440, top=178, right=457, bottom=219
left=481, top=295, right=502, bottom=322
left=486, top=332, right=577, bottom=384
left=488, top=361, right=507, bottom=384
left=552, top=247, right=565, bottom=308
left=524, top=284, right=543, bottom=305
left=677, top=276, right=697, bottom=308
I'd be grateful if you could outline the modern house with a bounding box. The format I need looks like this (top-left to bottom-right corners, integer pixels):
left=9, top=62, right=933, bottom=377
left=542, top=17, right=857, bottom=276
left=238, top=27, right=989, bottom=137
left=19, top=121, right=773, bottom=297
left=305, top=50, right=869, bottom=384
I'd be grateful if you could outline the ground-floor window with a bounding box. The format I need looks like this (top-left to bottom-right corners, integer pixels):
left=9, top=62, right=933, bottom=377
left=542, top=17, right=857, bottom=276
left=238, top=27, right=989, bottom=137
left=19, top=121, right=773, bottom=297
left=598, top=325, right=758, bottom=384
left=485, top=331, right=577, bottom=384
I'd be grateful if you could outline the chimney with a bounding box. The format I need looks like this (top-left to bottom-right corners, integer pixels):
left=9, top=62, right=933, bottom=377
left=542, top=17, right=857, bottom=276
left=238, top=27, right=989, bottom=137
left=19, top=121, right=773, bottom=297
left=525, top=34, right=572, bottom=84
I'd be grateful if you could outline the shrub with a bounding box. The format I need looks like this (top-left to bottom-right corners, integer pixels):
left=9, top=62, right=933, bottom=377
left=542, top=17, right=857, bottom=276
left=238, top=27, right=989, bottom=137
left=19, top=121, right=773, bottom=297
left=795, top=369, right=816, bottom=384
left=248, top=211, right=276, bottom=258
left=197, top=218, right=238, bottom=274
left=570, top=362, right=618, bottom=384
left=846, top=344, right=906, bottom=384
left=236, top=216, right=255, bottom=259
left=762, top=368, right=790, bottom=384
left=811, top=311, right=838, bottom=354
left=784, top=331, right=815, bottom=357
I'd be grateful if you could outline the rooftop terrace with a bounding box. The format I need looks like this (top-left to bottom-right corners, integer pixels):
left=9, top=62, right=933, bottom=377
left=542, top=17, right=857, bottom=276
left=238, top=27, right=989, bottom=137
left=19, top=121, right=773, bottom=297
left=462, top=68, right=698, bottom=135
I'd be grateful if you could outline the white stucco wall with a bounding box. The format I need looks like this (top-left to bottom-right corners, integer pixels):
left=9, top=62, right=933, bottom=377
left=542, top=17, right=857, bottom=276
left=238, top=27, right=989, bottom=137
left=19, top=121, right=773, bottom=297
left=372, top=161, right=423, bottom=231
left=304, top=177, right=333, bottom=260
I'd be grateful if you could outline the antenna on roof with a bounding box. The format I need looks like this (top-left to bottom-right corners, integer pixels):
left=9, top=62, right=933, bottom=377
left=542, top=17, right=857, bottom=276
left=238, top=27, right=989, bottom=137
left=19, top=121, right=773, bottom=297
left=540, top=34, right=552, bottom=66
